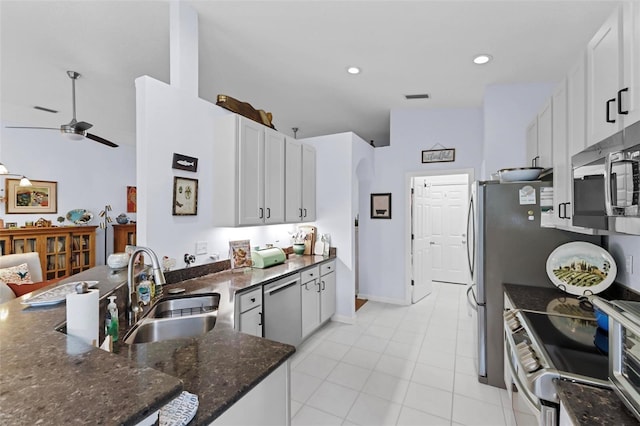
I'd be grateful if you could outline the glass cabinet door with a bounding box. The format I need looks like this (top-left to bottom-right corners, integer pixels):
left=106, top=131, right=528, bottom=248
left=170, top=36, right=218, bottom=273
left=71, top=233, right=93, bottom=274
left=44, top=235, right=67, bottom=280
left=12, top=237, right=38, bottom=254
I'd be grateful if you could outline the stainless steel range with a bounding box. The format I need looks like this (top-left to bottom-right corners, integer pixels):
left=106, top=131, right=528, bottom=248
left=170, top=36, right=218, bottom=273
left=503, top=297, right=609, bottom=425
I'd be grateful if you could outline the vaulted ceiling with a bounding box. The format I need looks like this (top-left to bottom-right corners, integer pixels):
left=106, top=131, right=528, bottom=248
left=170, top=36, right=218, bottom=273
left=0, top=1, right=619, bottom=147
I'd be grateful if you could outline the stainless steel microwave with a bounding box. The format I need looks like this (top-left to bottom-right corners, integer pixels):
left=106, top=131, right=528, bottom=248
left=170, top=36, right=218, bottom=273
left=572, top=120, right=640, bottom=235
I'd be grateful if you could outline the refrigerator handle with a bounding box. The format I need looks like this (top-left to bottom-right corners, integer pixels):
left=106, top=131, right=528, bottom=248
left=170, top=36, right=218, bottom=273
left=466, top=195, right=475, bottom=280
left=466, top=284, right=478, bottom=311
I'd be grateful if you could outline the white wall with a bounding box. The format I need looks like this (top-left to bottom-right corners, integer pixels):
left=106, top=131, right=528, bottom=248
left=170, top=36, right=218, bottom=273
left=482, top=83, right=555, bottom=179
left=1, top=125, right=136, bottom=263
left=303, top=132, right=374, bottom=321
left=358, top=108, right=483, bottom=303
left=135, top=76, right=294, bottom=265
left=607, top=235, right=640, bottom=289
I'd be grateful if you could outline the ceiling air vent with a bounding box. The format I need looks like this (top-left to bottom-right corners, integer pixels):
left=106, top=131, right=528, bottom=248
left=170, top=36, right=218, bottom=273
left=404, top=94, right=430, bottom=100
left=34, top=106, right=58, bottom=113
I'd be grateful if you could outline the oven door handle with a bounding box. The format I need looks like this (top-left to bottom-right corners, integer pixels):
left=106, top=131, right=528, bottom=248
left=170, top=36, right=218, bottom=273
left=504, top=335, right=542, bottom=413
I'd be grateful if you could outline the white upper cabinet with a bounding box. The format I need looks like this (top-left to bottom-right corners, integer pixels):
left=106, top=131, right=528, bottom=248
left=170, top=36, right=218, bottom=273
left=551, top=79, right=570, bottom=227
left=285, top=140, right=316, bottom=223
left=567, top=54, right=588, bottom=157
left=264, top=128, right=286, bottom=224
left=622, top=1, right=640, bottom=127
left=587, top=5, right=632, bottom=145
left=537, top=99, right=553, bottom=169
left=301, top=144, right=316, bottom=222
left=285, top=139, right=303, bottom=222
left=213, top=114, right=286, bottom=226
left=526, top=119, right=538, bottom=167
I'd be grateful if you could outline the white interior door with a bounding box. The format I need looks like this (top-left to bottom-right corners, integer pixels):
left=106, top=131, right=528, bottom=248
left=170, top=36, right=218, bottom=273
left=429, top=183, right=470, bottom=284
left=411, top=176, right=432, bottom=303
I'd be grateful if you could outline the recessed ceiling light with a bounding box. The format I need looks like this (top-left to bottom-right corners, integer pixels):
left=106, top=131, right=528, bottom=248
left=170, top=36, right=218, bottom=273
left=473, top=54, right=493, bottom=65
left=347, top=66, right=361, bottom=75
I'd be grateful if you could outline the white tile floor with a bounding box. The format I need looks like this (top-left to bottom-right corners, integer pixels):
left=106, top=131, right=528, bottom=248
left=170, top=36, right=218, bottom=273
left=290, top=282, right=535, bottom=426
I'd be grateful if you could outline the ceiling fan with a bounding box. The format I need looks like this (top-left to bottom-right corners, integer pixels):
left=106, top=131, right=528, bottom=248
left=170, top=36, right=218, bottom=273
left=6, top=70, right=118, bottom=148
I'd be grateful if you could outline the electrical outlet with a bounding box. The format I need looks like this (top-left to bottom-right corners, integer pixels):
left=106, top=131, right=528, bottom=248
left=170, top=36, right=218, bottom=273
left=196, top=241, right=207, bottom=255
left=627, top=255, right=634, bottom=274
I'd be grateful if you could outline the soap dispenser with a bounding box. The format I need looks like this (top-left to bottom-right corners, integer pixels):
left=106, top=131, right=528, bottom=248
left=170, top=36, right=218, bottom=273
left=105, top=295, right=119, bottom=342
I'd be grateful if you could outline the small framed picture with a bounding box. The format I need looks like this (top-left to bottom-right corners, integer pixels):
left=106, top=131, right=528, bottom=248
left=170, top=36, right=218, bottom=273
left=126, top=186, right=137, bottom=213
left=5, top=179, right=57, bottom=214
left=172, top=176, right=198, bottom=216
left=5, top=222, right=18, bottom=229
left=172, top=153, right=198, bottom=172
left=371, top=193, right=392, bottom=219
left=422, top=148, right=455, bottom=163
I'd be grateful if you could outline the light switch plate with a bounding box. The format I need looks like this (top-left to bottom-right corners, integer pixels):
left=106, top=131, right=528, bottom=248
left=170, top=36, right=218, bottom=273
left=196, top=241, right=207, bottom=255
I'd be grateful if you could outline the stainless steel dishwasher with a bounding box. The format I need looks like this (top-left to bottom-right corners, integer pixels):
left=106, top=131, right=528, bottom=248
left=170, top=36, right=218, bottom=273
left=263, top=274, right=302, bottom=347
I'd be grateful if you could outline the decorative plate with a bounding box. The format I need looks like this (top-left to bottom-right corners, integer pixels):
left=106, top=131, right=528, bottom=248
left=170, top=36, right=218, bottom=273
left=546, top=298, right=597, bottom=347
left=66, top=209, right=93, bottom=225
left=21, top=281, right=99, bottom=307
left=546, top=242, right=617, bottom=296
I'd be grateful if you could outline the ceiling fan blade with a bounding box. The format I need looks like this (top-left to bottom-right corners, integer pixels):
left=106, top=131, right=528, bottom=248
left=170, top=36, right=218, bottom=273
left=73, top=121, right=93, bottom=131
left=5, top=126, right=59, bottom=130
left=86, top=133, right=118, bottom=148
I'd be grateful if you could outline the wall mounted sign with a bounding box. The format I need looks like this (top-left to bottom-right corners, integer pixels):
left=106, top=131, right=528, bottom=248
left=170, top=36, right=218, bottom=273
left=172, top=153, right=198, bottom=172
left=371, top=193, right=392, bottom=219
left=421, top=148, right=455, bottom=163
left=5, top=179, right=57, bottom=214
left=172, top=177, right=198, bottom=216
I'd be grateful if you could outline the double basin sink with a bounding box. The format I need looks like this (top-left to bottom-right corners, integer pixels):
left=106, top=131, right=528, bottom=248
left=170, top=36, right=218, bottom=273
left=123, top=292, right=220, bottom=344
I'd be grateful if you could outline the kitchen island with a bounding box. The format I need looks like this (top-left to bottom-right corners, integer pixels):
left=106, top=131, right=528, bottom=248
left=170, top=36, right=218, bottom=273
left=0, top=254, right=334, bottom=425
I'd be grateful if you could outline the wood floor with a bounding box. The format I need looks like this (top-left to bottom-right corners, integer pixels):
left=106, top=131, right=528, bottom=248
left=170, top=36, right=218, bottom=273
left=355, top=297, right=368, bottom=311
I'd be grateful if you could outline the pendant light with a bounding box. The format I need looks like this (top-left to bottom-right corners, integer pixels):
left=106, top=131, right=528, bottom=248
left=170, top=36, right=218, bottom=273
left=0, top=162, right=32, bottom=186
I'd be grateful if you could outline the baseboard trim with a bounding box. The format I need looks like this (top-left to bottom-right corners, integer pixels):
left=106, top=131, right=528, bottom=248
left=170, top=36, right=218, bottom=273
left=332, top=314, right=356, bottom=324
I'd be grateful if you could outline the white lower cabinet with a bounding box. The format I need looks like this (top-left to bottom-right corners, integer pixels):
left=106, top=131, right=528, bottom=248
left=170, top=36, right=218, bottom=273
left=211, top=361, right=290, bottom=425
left=235, top=287, right=263, bottom=337
left=301, top=266, right=321, bottom=339
left=301, top=261, right=336, bottom=340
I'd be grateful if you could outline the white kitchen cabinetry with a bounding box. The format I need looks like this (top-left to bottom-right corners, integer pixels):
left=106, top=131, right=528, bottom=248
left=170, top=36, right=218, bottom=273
left=526, top=101, right=553, bottom=169
left=300, top=266, right=321, bottom=339
left=211, top=361, right=290, bottom=425
left=537, top=100, right=553, bottom=169
left=284, top=140, right=316, bottom=223
left=586, top=4, right=640, bottom=145
left=300, top=262, right=336, bottom=340
left=319, top=261, right=336, bottom=323
left=551, top=80, right=570, bottom=228
left=235, top=287, right=263, bottom=337
left=568, top=54, right=588, bottom=157
left=213, top=114, right=285, bottom=226
left=526, top=119, right=539, bottom=168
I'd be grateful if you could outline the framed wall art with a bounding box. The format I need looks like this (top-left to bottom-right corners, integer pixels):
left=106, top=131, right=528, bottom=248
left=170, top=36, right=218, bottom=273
left=172, top=176, right=198, bottom=216
left=371, top=193, right=392, bottom=219
left=422, top=148, right=455, bottom=163
left=126, top=186, right=137, bottom=213
left=5, top=179, right=57, bottom=214
left=172, top=153, right=198, bottom=172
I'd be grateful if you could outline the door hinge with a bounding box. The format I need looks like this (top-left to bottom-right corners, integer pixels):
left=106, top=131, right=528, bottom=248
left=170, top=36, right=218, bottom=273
left=411, top=234, right=414, bottom=240
left=411, top=188, right=414, bottom=194
left=411, top=280, right=415, bottom=286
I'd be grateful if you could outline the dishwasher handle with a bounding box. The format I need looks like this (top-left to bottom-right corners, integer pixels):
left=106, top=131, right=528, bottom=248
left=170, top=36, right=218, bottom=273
left=265, top=278, right=300, bottom=295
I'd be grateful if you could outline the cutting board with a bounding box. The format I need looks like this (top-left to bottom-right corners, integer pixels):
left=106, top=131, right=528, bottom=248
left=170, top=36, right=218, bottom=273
left=298, top=225, right=317, bottom=255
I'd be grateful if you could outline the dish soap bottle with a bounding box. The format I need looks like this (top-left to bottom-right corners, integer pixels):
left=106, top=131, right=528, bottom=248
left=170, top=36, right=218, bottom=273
left=138, top=273, right=151, bottom=306
left=105, top=295, right=119, bottom=342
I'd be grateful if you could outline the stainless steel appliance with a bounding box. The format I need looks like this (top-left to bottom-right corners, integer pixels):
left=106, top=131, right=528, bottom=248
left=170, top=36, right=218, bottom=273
left=503, top=299, right=609, bottom=425
left=592, top=297, right=640, bottom=421
left=466, top=180, right=600, bottom=388
left=572, top=119, right=640, bottom=235
left=263, top=275, right=302, bottom=347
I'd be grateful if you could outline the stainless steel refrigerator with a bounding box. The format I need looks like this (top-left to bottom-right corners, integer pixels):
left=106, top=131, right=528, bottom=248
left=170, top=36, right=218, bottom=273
left=465, top=180, right=600, bottom=388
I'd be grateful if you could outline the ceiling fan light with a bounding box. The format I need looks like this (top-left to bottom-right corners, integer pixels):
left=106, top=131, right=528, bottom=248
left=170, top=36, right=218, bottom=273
left=0, top=163, right=9, bottom=175
left=61, top=128, right=85, bottom=141
left=19, top=176, right=33, bottom=187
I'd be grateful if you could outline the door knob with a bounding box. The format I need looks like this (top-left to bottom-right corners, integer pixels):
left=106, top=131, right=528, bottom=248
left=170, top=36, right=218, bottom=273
left=430, top=242, right=435, bottom=245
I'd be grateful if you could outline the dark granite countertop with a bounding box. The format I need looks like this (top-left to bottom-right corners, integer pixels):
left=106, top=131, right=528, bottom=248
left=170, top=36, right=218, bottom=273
left=556, top=380, right=639, bottom=425
left=0, top=254, right=334, bottom=425
left=503, top=283, right=640, bottom=425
